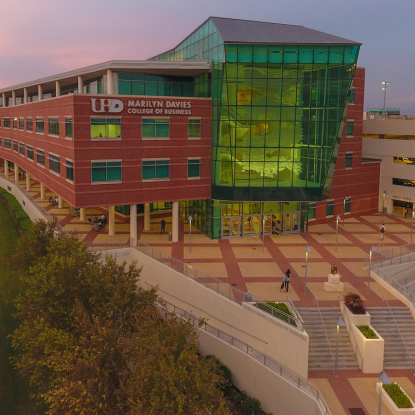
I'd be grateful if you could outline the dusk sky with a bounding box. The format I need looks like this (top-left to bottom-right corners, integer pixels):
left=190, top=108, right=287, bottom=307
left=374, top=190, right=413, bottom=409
left=2, top=0, right=414, bottom=114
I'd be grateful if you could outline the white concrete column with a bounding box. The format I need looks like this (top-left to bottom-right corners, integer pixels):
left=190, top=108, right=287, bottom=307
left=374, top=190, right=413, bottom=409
left=55, top=81, right=61, bottom=97
left=26, top=173, right=31, bottom=191
left=38, top=85, right=43, bottom=101
left=14, top=164, right=19, bottom=182
left=23, top=88, right=28, bottom=104
left=58, top=196, right=63, bottom=209
left=108, top=206, right=115, bottom=235
left=130, top=204, right=137, bottom=246
left=11, top=91, right=16, bottom=106
left=77, top=76, right=83, bottom=94
left=4, top=160, right=8, bottom=176
left=107, top=69, right=114, bottom=94
left=1, top=93, right=6, bottom=107
left=40, top=183, right=45, bottom=200
left=172, top=201, right=179, bottom=243
left=80, top=207, right=86, bottom=221
left=144, top=203, right=151, bottom=231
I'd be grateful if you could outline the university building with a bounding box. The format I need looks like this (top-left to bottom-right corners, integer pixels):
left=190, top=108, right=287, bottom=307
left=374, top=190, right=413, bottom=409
left=0, top=17, right=379, bottom=241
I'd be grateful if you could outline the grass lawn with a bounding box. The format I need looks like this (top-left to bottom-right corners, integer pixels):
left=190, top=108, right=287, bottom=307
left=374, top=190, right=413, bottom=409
left=0, top=200, right=40, bottom=414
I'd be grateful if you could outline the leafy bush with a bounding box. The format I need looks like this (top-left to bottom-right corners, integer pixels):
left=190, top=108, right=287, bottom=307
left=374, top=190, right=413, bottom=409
left=383, top=383, right=413, bottom=408
left=232, top=389, right=261, bottom=415
left=358, top=325, right=378, bottom=339
left=257, top=301, right=296, bottom=327
left=0, top=187, right=33, bottom=235
left=204, top=355, right=233, bottom=391
left=344, top=291, right=366, bottom=314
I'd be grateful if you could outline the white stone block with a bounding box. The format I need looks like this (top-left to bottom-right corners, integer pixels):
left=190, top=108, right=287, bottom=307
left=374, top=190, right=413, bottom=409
left=328, top=273, right=340, bottom=284
left=324, top=282, right=344, bottom=292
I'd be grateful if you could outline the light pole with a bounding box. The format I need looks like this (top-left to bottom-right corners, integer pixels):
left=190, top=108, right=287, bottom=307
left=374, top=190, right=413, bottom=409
left=336, top=215, right=341, bottom=252
left=304, top=246, right=312, bottom=295
left=382, top=190, right=387, bottom=215
left=343, top=197, right=349, bottom=226
left=411, top=209, right=414, bottom=243
left=378, top=371, right=392, bottom=415
left=382, top=81, right=389, bottom=120
left=262, top=215, right=268, bottom=253
left=367, top=246, right=378, bottom=294
left=334, top=317, right=346, bottom=377
left=188, top=215, right=193, bottom=253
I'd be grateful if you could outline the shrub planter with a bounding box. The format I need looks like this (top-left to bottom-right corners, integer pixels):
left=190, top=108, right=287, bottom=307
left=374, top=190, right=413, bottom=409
left=341, top=301, right=371, bottom=333
left=245, top=301, right=298, bottom=328
left=376, top=383, right=415, bottom=414
left=353, top=324, right=384, bottom=373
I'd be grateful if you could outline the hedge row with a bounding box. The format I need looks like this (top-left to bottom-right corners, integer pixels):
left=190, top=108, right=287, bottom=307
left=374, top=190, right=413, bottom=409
left=0, top=187, right=33, bottom=235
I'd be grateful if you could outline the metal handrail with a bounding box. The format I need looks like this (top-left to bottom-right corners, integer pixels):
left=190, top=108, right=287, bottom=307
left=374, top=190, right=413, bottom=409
left=382, top=264, right=414, bottom=282
left=366, top=242, right=415, bottom=269
left=382, top=295, right=415, bottom=374
left=287, top=294, right=304, bottom=325
left=339, top=301, right=363, bottom=372
left=313, top=296, right=334, bottom=364
left=157, top=298, right=331, bottom=415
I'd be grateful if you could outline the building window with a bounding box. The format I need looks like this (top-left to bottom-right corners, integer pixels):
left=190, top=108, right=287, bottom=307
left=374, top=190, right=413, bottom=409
left=36, top=118, right=44, bottom=133
left=19, top=118, right=24, bottom=130
left=345, top=153, right=353, bottom=168
left=65, top=160, right=74, bottom=181
left=392, top=178, right=415, bottom=188
left=91, top=118, right=121, bottom=138
left=349, top=89, right=355, bottom=104
left=13, top=140, right=18, bottom=152
left=188, top=119, right=201, bottom=138
left=142, top=160, right=170, bottom=180
left=0, top=138, right=2, bottom=147
left=36, top=149, right=45, bottom=166
left=4, top=139, right=11, bottom=149
left=326, top=201, right=334, bottom=216
left=394, top=157, right=415, bottom=165
left=27, top=118, right=33, bottom=132
left=13, top=118, right=17, bottom=129
left=27, top=146, right=34, bottom=160
left=188, top=159, right=201, bottom=178
left=142, top=119, right=169, bottom=138
left=346, top=121, right=354, bottom=136
left=3, top=118, right=10, bottom=128
left=344, top=197, right=351, bottom=213
left=49, top=117, right=59, bottom=136
left=308, top=203, right=316, bottom=220
left=65, top=118, right=73, bottom=138
left=49, top=154, right=60, bottom=174
left=19, top=143, right=25, bottom=156
left=91, top=161, right=122, bottom=182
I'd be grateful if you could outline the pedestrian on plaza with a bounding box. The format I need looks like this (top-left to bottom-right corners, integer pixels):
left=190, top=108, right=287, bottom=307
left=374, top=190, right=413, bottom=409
left=282, top=269, right=291, bottom=292
left=405, top=207, right=409, bottom=218
left=160, top=218, right=166, bottom=234
left=380, top=223, right=386, bottom=240
left=275, top=220, right=281, bottom=235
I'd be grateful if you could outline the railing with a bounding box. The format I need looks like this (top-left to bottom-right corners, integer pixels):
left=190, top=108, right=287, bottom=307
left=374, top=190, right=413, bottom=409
left=339, top=301, right=363, bottom=372
left=365, top=242, right=415, bottom=270
left=389, top=278, right=415, bottom=307
left=85, top=239, right=132, bottom=251
left=313, top=296, right=335, bottom=365
left=287, top=294, right=304, bottom=326
left=382, top=295, right=415, bottom=374
left=157, top=298, right=331, bottom=415
left=109, top=239, right=303, bottom=331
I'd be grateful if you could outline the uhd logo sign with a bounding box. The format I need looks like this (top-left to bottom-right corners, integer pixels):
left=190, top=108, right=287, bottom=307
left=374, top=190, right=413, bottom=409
left=91, top=98, right=124, bottom=113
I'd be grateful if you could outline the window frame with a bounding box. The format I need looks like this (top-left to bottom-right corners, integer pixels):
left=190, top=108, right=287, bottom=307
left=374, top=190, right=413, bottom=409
left=349, top=88, right=356, bottom=105
left=48, top=117, right=60, bottom=136
left=346, top=120, right=354, bottom=137
left=26, top=118, right=33, bottom=132
left=142, top=158, right=170, bottom=181
left=91, top=160, right=122, bottom=184
left=141, top=118, right=170, bottom=140
left=13, top=140, right=18, bottom=152
left=326, top=200, right=334, bottom=217
left=188, top=118, right=202, bottom=139
left=27, top=145, right=34, bottom=161
left=49, top=153, right=61, bottom=175
left=19, top=142, right=25, bottom=156
left=345, top=152, right=353, bottom=169
left=65, top=159, right=74, bottom=182
left=344, top=196, right=351, bottom=213
left=4, top=138, right=11, bottom=149
left=187, top=157, right=201, bottom=179
left=90, top=117, right=121, bottom=140
left=13, top=118, right=17, bottom=129
left=19, top=118, right=24, bottom=130
left=36, top=149, right=46, bottom=167
left=3, top=118, right=10, bottom=128
left=65, top=117, right=73, bottom=138
left=36, top=117, right=44, bottom=134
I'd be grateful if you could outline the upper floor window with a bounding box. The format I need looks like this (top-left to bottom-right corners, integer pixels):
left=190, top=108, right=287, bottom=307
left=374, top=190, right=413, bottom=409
left=142, top=159, right=170, bottom=180
left=91, top=161, right=122, bottom=183
left=36, top=118, right=44, bottom=133
left=91, top=118, right=121, bottom=139
left=65, top=160, right=74, bottom=181
left=19, top=118, right=24, bottom=130
left=19, top=143, right=25, bottom=156
left=188, top=119, right=201, bottom=138
left=188, top=158, right=201, bottom=178
left=13, top=118, right=17, bottom=129
left=13, top=140, right=18, bottom=152
left=36, top=149, right=45, bottom=166
left=3, top=118, right=10, bottom=128
left=65, top=117, right=73, bottom=138
left=345, top=152, right=353, bottom=168
left=49, top=154, right=60, bottom=174
left=27, top=118, right=33, bottom=132
left=4, top=139, right=11, bottom=149
left=346, top=121, right=354, bottom=136
left=27, top=146, right=34, bottom=160
left=142, top=119, right=169, bottom=139
left=49, top=117, right=59, bottom=136
left=349, top=89, right=355, bottom=104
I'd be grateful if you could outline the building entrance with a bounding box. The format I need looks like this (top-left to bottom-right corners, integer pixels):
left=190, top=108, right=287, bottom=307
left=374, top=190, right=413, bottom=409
left=221, top=216, right=240, bottom=238
left=284, top=212, right=300, bottom=233
left=242, top=215, right=261, bottom=236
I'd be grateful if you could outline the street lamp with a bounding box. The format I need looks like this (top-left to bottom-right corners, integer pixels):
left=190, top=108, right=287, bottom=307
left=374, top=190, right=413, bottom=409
left=382, top=81, right=390, bottom=120
left=262, top=215, right=268, bottom=253
left=378, top=371, right=392, bottom=415
left=382, top=191, right=387, bottom=215
left=343, top=197, right=349, bottom=226
left=336, top=215, right=341, bottom=252
left=334, top=317, right=346, bottom=377
left=188, top=215, right=193, bottom=253
left=304, top=246, right=312, bottom=295
left=367, top=246, right=378, bottom=294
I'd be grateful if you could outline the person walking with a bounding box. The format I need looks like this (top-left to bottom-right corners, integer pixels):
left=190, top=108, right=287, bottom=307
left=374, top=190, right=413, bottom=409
left=282, top=269, right=291, bottom=292
left=405, top=207, right=409, bottom=218
left=380, top=223, right=386, bottom=240
left=160, top=218, right=166, bottom=234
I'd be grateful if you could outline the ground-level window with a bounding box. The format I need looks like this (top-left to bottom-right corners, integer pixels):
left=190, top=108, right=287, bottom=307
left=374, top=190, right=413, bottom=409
left=345, top=153, right=353, bottom=168
left=4, top=139, right=11, bottom=149
left=91, top=161, right=122, bottom=182
left=188, top=119, right=201, bottom=138
left=49, top=117, right=59, bottom=136
left=308, top=203, right=316, bottom=220
left=27, top=146, right=34, bottom=160
left=91, top=118, right=121, bottom=138
left=142, top=160, right=170, bottom=179
left=65, top=117, right=73, bottom=138
left=49, top=154, right=60, bottom=174
left=36, top=149, right=45, bottom=166
left=326, top=201, right=334, bottom=216
left=142, top=119, right=169, bottom=138
left=65, top=160, right=74, bottom=181
left=344, top=197, right=351, bottom=213
left=188, top=159, right=201, bottom=178
left=19, top=143, right=25, bottom=156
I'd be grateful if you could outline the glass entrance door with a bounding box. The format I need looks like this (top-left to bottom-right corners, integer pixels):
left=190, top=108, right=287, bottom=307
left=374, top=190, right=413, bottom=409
left=284, top=212, right=300, bottom=233
left=221, top=216, right=240, bottom=238
left=242, top=215, right=261, bottom=237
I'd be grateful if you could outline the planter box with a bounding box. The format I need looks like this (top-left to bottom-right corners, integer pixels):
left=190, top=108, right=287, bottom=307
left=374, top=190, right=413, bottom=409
left=376, top=383, right=415, bottom=414
left=341, top=301, right=371, bottom=334
left=353, top=325, right=384, bottom=373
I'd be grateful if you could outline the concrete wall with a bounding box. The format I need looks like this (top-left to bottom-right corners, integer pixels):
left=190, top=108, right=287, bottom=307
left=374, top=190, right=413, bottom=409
left=118, top=247, right=310, bottom=378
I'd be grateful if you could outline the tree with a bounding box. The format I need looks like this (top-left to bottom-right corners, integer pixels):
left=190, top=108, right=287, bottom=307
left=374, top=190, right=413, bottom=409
left=12, top=221, right=230, bottom=414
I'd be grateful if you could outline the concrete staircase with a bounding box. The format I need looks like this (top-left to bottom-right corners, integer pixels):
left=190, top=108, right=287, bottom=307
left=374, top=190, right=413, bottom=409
left=298, top=307, right=359, bottom=371
left=367, top=307, right=415, bottom=370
